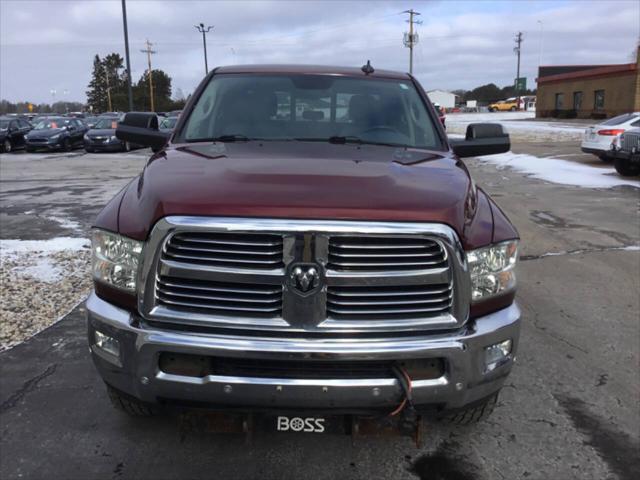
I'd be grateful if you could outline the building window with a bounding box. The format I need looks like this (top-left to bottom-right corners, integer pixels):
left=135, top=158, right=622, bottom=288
left=555, top=93, right=564, bottom=110
left=594, top=90, right=605, bottom=110
left=573, top=91, right=583, bottom=110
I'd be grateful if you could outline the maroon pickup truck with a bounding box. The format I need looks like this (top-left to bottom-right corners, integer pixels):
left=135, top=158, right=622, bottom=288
left=87, top=64, right=519, bottom=438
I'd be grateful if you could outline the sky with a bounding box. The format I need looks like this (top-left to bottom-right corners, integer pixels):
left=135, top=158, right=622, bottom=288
left=1, top=0, right=639, bottom=104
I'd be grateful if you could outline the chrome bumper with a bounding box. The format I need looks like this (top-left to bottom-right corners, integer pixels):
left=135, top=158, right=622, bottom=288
left=86, top=292, right=520, bottom=411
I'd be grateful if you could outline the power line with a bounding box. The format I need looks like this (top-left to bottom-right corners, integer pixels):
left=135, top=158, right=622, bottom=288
left=140, top=39, right=156, bottom=112
left=403, top=9, right=422, bottom=75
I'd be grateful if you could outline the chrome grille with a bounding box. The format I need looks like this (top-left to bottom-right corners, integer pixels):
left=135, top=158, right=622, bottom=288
left=156, top=275, right=282, bottom=317
left=621, top=132, right=640, bottom=152
left=141, top=218, right=469, bottom=335
left=164, top=232, right=284, bottom=270
left=327, top=235, right=447, bottom=271
left=327, top=283, right=453, bottom=319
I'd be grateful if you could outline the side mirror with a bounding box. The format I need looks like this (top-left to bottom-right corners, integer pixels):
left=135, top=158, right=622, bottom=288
left=449, top=123, right=510, bottom=158
left=116, top=112, right=169, bottom=152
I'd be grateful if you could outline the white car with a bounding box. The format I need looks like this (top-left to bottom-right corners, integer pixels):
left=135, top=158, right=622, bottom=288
left=581, top=112, right=640, bottom=161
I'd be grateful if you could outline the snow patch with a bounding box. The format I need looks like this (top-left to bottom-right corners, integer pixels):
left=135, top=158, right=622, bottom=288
left=17, top=258, right=64, bottom=283
left=0, top=237, right=89, bottom=260
left=47, top=216, right=82, bottom=232
left=477, top=152, right=639, bottom=189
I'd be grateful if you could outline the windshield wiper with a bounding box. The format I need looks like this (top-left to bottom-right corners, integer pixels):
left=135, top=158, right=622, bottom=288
left=211, top=134, right=252, bottom=143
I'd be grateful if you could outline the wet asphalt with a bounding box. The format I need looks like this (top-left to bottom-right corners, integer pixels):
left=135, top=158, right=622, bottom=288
left=0, top=142, right=638, bottom=480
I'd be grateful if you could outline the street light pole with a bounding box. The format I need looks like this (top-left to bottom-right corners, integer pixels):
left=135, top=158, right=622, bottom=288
left=121, top=0, right=134, bottom=111
left=195, top=23, right=213, bottom=75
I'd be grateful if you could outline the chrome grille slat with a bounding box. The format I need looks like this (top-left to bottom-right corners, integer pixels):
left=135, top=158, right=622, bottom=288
left=157, top=288, right=282, bottom=305
left=155, top=274, right=283, bottom=317
left=327, top=283, right=453, bottom=320
left=165, top=251, right=282, bottom=265
left=163, top=231, right=284, bottom=270
left=158, top=278, right=281, bottom=295
left=327, top=235, right=447, bottom=272
left=168, top=243, right=283, bottom=256
left=157, top=296, right=282, bottom=313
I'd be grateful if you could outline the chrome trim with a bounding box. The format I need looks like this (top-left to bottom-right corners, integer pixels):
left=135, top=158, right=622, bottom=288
left=138, top=217, right=470, bottom=334
left=87, top=292, right=519, bottom=409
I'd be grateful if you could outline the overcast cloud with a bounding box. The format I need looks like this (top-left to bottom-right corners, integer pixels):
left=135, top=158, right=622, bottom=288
left=1, top=0, right=638, bottom=104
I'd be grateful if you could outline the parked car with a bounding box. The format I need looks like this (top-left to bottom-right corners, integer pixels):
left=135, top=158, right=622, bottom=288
left=0, top=116, right=33, bottom=153
left=610, top=127, right=640, bottom=176
left=25, top=117, right=88, bottom=152
left=159, top=115, right=179, bottom=134
left=581, top=112, right=640, bottom=161
left=488, top=98, right=519, bottom=112
left=89, top=64, right=519, bottom=440
left=84, top=117, right=134, bottom=152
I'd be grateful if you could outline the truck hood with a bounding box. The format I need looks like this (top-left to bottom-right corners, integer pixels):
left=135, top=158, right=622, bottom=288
left=115, top=141, right=492, bottom=247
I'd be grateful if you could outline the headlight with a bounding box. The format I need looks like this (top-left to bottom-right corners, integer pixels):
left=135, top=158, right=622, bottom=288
left=92, top=229, right=143, bottom=292
left=50, top=133, right=60, bottom=140
left=110, top=135, right=118, bottom=142
left=84, top=134, right=89, bottom=141
left=467, top=240, right=518, bottom=301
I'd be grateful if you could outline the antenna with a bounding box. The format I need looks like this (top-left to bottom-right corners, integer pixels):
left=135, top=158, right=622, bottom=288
left=361, top=60, right=374, bottom=75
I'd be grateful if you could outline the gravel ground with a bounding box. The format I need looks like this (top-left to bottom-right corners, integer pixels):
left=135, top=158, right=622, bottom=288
left=0, top=248, right=91, bottom=350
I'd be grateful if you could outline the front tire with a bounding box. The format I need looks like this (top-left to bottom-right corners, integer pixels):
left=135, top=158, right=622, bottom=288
left=107, top=385, right=156, bottom=417
left=439, top=392, right=498, bottom=425
left=614, top=156, right=640, bottom=176
left=3, top=139, right=12, bottom=153
left=62, top=138, right=72, bottom=152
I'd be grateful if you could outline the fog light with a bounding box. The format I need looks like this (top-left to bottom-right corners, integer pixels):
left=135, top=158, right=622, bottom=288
left=484, top=339, right=512, bottom=371
left=94, top=330, right=120, bottom=357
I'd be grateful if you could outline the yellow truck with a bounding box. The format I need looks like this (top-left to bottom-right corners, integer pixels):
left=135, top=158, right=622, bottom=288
left=488, top=98, right=519, bottom=112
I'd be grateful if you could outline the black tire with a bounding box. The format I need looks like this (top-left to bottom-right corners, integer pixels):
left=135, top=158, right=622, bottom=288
left=85, top=148, right=94, bottom=153
left=3, top=139, right=12, bottom=153
left=510, top=106, right=517, bottom=111
left=614, top=156, right=640, bottom=176
left=488, top=108, right=495, bottom=112
left=598, top=153, right=612, bottom=162
left=62, top=138, right=72, bottom=152
left=439, top=393, right=498, bottom=425
left=107, top=385, right=156, bottom=417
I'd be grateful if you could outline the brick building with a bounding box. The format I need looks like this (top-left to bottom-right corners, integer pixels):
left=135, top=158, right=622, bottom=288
left=536, top=49, right=640, bottom=119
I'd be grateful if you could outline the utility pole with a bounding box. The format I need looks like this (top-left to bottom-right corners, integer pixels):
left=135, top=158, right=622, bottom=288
left=141, top=39, right=156, bottom=112
left=403, top=9, right=421, bottom=75
left=121, top=0, right=134, bottom=112
left=195, top=23, right=213, bottom=75
left=514, top=31, right=523, bottom=111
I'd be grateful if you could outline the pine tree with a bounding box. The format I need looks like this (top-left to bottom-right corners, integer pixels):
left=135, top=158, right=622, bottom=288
left=86, top=55, right=107, bottom=113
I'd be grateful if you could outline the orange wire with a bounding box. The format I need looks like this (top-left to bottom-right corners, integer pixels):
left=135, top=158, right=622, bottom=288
left=389, top=366, right=413, bottom=416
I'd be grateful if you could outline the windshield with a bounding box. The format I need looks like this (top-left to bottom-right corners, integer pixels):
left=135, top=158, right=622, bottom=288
left=602, top=113, right=639, bottom=126
left=0, top=120, right=9, bottom=130
left=180, top=74, right=442, bottom=149
left=160, top=117, right=178, bottom=129
left=94, top=118, right=118, bottom=129
left=34, top=118, right=69, bottom=130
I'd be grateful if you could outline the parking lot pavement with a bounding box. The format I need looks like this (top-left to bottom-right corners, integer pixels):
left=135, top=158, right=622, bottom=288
left=0, top=144, right=639, bottom=480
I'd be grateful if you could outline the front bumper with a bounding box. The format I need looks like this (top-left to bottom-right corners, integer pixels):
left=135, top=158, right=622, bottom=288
left=26, top=140, right=62, bottom=151
left=86, top=292, right=520, bottom=412
left=84, top=140, right=123, bottom=151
